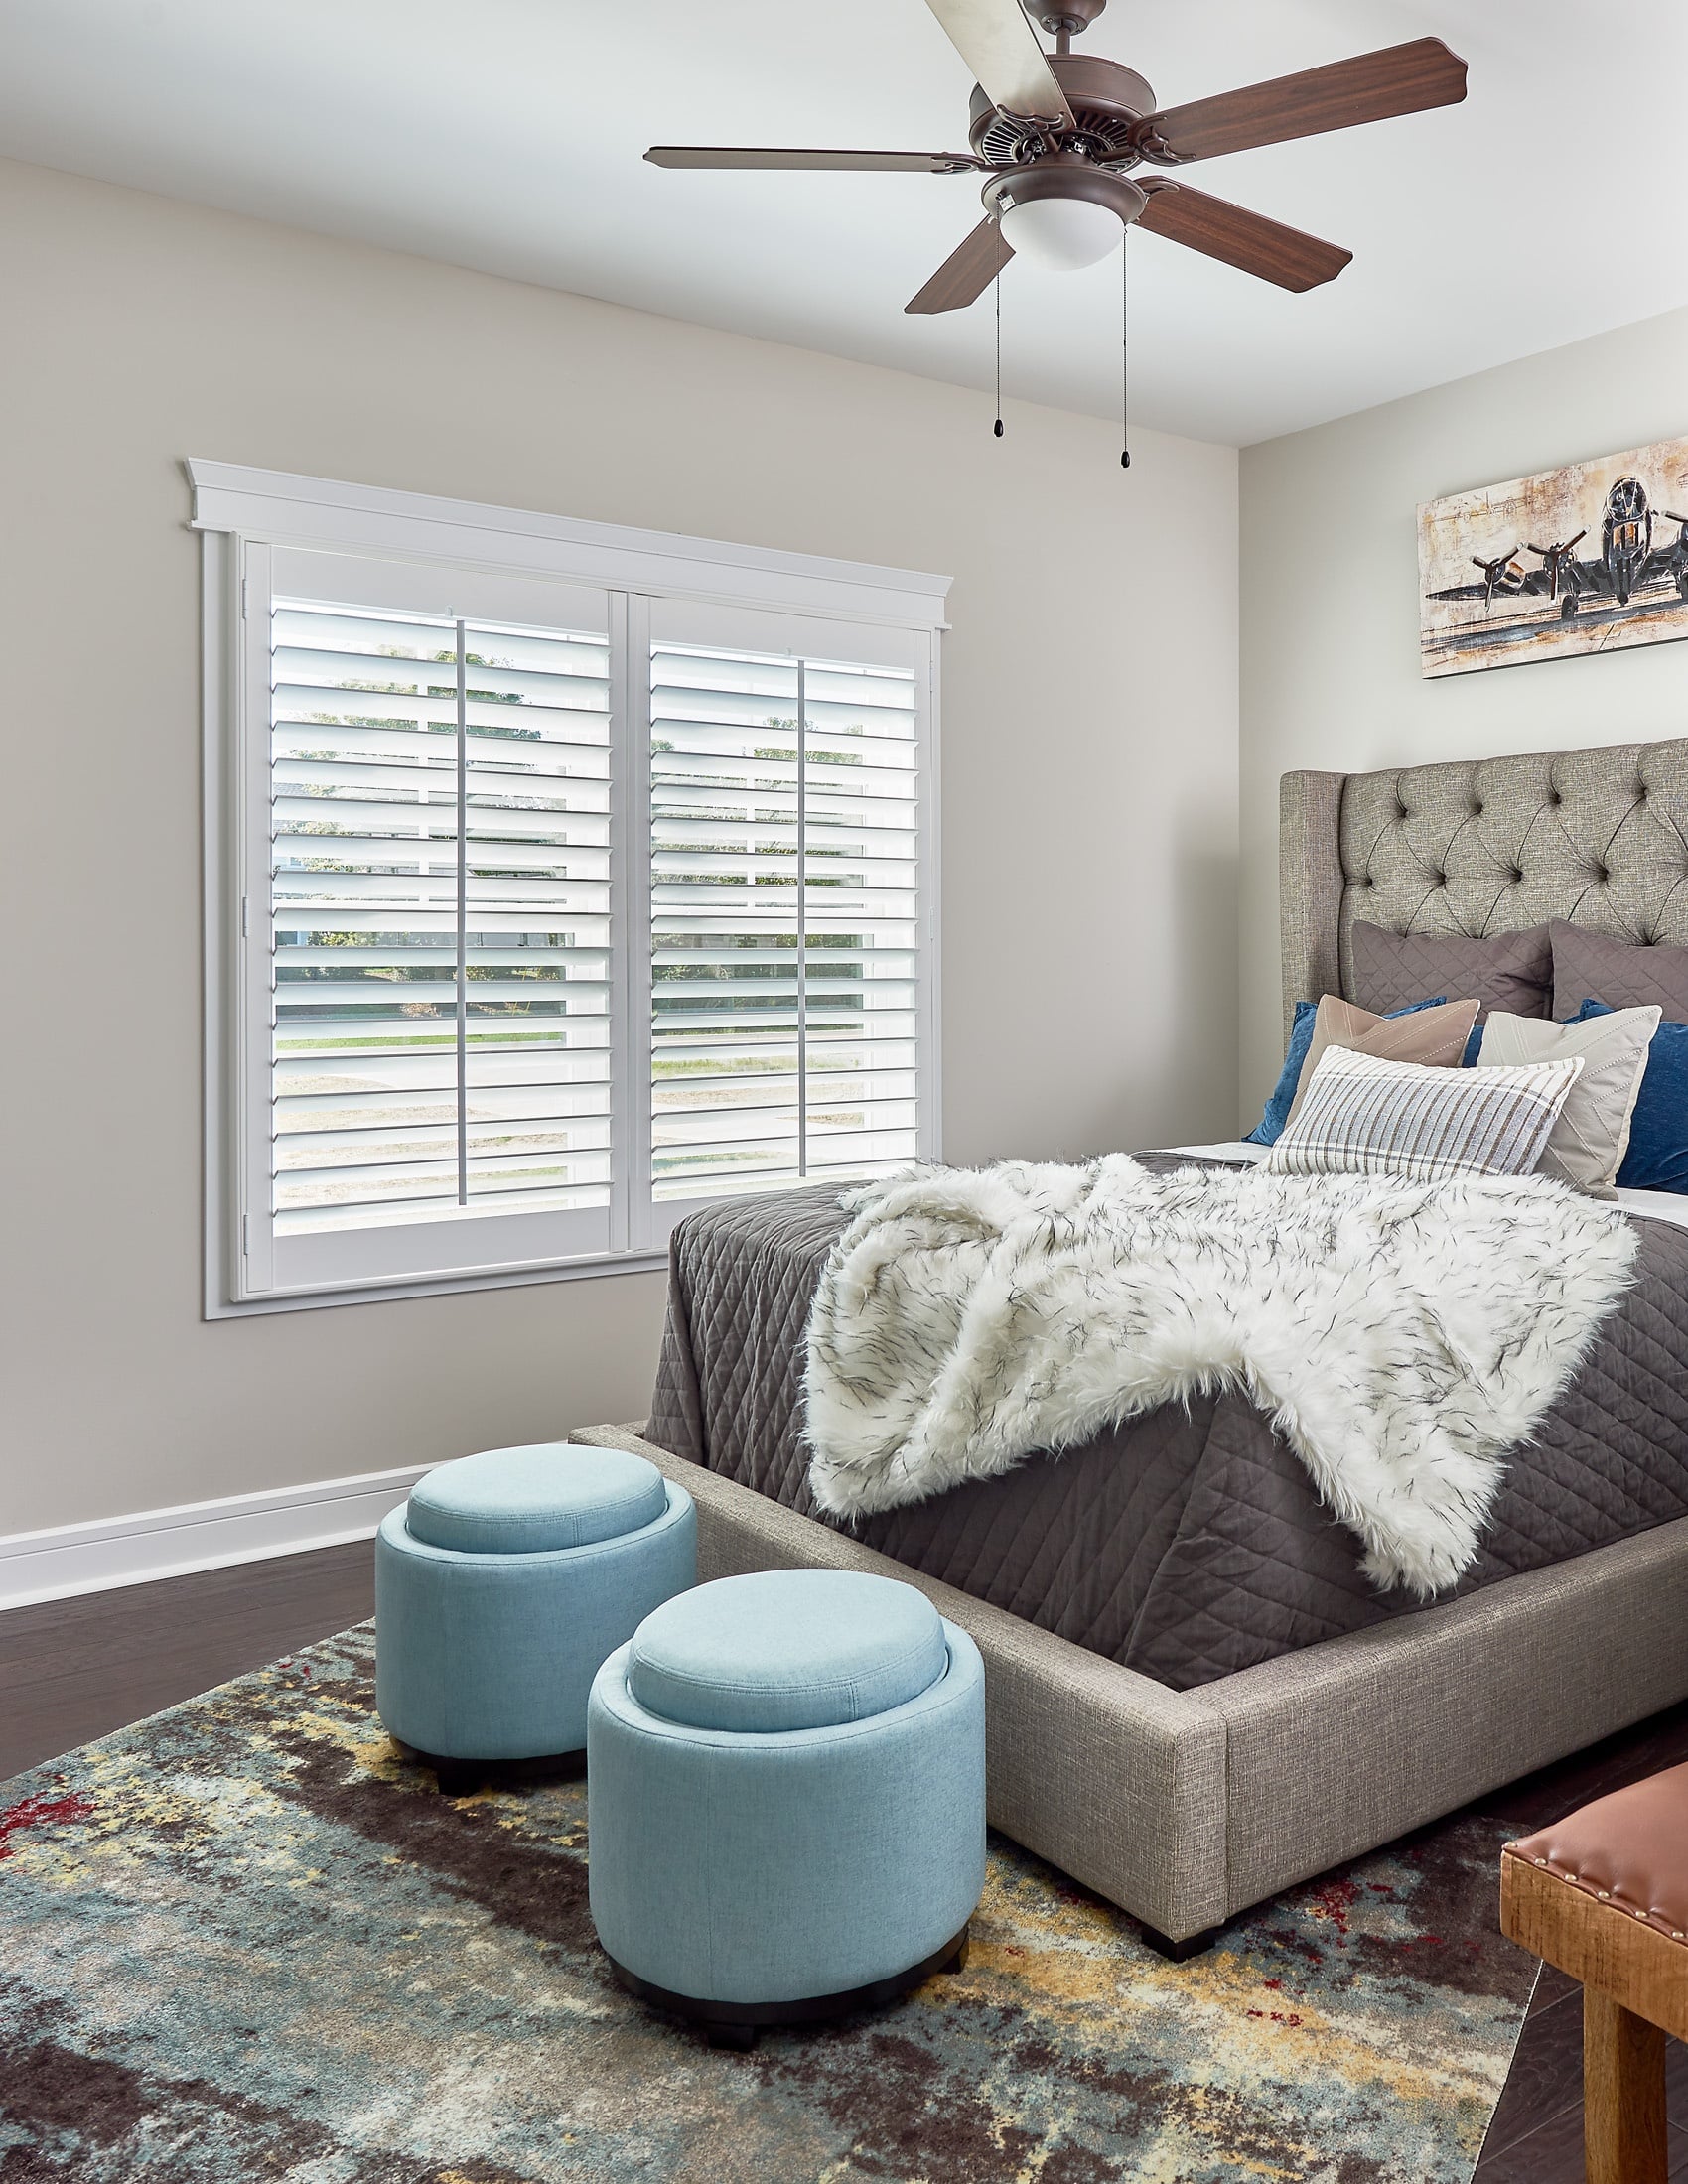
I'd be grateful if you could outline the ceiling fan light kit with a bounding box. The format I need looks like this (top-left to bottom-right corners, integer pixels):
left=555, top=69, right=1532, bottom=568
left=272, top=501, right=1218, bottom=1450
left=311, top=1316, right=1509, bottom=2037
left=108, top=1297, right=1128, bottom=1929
left=646, top=0, right=1467, bottom=450
left=989, top=163, right=1143, bottom=270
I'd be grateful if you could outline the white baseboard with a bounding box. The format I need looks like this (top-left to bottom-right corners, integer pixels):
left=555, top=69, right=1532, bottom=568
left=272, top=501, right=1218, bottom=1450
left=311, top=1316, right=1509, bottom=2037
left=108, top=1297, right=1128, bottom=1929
left=0, top=1466, right=435, bottom=1612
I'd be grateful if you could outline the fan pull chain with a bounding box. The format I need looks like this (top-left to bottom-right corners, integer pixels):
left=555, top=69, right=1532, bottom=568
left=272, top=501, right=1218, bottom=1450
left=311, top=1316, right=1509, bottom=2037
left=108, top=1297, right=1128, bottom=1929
left=1120, top=232, right=1132, bottom=471
left=993, top=275, right=1004, bottom=439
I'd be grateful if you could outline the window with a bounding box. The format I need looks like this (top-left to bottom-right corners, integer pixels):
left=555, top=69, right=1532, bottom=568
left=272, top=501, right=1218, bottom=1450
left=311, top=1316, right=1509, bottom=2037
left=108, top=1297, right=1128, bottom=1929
left=195, top=465, right=945, bottom=1310
left=649, top=624, right=920, bottom=1203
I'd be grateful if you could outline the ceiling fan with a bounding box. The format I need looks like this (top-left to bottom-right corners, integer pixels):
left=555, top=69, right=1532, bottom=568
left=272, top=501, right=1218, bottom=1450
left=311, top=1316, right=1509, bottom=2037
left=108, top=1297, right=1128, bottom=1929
left=646, top=0, right=1468, bottom=313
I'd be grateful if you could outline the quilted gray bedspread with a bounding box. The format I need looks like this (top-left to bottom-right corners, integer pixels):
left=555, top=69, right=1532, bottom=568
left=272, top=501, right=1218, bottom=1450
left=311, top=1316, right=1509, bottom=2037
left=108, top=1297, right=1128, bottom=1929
left=645, top=1157, right=1688, bottom=1690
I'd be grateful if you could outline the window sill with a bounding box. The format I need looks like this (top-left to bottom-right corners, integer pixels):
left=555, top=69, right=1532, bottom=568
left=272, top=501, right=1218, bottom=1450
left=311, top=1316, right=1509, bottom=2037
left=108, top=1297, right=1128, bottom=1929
left=206, top=1245, right=668, bottom=1320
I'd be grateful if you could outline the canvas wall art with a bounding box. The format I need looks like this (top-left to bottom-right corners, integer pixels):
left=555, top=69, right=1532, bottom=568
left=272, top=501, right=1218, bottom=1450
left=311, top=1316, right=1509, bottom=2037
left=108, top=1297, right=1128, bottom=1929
left=1418, top=436, right=1688, bottom=678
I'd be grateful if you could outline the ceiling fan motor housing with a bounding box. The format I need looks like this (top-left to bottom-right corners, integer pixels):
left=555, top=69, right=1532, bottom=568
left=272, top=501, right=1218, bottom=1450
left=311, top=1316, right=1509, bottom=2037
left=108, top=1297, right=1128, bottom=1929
left=968, top=56, right=1156, bottom=168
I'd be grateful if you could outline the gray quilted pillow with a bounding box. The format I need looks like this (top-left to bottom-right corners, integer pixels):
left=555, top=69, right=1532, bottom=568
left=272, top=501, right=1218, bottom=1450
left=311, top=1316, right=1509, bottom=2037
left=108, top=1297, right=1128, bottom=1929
left=1349, top=921, right=1552, bottom=1024
left=1550, top=920, right=1688, bottom=1024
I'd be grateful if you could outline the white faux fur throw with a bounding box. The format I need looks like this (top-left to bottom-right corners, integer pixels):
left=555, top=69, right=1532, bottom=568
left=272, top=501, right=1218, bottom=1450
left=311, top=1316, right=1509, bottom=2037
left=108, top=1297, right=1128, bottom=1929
left=802, top=1155, right=1638, bottom=1597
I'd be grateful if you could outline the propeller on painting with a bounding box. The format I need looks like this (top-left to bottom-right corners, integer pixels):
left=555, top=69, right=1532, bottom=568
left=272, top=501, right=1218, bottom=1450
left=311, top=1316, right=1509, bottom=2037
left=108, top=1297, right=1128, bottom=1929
left=1527, top=532, right=1587, bottom=602
left=645, top=0, right=1468, bottom=312
left=1474, top=549, right=1525, bottom=606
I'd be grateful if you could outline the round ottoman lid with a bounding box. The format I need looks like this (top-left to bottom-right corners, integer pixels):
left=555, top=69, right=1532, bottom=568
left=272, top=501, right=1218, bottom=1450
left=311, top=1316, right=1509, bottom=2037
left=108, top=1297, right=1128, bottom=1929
left=627, top=1569, right=947, bottom=1734
left=407, top=1443, right=667, bottom=1556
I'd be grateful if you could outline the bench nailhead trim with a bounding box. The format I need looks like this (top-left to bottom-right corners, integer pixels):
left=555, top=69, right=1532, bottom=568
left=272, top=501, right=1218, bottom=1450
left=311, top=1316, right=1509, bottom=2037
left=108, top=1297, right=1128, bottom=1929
left=1598, top=1890, right=1611, bottom=1900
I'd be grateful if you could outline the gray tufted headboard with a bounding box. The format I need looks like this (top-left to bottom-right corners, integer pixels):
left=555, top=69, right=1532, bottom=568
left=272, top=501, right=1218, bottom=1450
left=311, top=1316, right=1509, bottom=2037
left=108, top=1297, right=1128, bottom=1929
left=1280, top=737, right=1688, bottom=1040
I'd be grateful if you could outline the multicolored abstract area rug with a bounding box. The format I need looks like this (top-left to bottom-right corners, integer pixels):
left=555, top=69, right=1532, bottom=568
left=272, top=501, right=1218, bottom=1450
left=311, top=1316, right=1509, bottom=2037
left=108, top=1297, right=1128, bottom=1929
left=1, top=1626, right=1530, bottom=2183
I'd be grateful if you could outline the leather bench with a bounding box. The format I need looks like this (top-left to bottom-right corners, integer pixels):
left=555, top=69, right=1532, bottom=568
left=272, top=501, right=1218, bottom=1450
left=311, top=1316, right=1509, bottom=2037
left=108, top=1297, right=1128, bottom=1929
left=1500, top=1760, right=1688, bottom=2184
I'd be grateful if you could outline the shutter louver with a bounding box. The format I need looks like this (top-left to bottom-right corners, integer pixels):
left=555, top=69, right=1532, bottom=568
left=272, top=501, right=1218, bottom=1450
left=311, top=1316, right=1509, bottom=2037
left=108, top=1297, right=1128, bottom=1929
left=270, top=599, right=612, bottom=1235
left=650, top=640, right=920, bottom=1202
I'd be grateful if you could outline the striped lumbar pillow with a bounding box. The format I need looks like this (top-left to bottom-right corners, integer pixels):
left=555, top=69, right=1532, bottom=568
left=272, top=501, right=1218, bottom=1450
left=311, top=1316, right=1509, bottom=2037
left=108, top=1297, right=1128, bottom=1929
left=1266, top=1045, right=1584, bottom=1183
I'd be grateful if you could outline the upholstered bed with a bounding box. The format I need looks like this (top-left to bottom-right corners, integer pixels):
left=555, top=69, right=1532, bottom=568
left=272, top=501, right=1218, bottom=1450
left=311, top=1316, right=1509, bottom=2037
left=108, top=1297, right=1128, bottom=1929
left=580, top=734, right=1688, bottom=1949
left=644, top=1167, right=1688, bottom=1688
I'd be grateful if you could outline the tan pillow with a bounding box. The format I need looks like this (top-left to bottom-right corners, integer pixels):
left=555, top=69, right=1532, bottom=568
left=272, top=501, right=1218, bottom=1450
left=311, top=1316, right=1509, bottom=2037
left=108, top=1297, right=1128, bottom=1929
left=1477, top=1005, right=1660, bottom=1195
left=1285, top=994, right=1481, bottom=1128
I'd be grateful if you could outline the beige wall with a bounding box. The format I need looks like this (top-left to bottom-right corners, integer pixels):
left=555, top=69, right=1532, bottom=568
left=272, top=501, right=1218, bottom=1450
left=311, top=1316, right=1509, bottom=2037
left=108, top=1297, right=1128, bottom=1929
left=0, top=158, right=1238, bottom=1536
left=1238, top=303, right=1688, bottom=1116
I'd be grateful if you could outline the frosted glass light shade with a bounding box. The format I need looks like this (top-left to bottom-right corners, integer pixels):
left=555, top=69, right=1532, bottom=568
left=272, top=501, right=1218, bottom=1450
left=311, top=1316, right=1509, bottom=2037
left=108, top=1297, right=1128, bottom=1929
left=997, top=195, right=1123, bottom=272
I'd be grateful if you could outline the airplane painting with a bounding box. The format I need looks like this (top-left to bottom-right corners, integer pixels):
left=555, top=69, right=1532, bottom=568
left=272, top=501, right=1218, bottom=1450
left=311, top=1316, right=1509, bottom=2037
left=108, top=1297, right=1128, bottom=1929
left=1418, top=436, right=1688, bottom=678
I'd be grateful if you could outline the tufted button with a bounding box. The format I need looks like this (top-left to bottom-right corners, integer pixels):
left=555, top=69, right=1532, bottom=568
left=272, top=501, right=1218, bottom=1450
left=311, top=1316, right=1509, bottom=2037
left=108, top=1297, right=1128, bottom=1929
left=1473, top=801, right=1483, bottom=816
left=1509, top=867, right=1523, bottom=884
left=1596, top=866, right=1611, bottom=883
left=1549, top=790, right=1563, bottom=806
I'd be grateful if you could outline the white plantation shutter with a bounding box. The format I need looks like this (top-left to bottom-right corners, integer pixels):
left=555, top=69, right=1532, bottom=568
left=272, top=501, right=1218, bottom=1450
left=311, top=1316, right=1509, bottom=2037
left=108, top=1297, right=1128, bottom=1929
left=204, top=471, right=942, bottom=1307
left=649, top=639, right=920, bottom=1203
left=455, top=618, right=612, bottom=1213
left=249, top=549, right=617, bottom=1293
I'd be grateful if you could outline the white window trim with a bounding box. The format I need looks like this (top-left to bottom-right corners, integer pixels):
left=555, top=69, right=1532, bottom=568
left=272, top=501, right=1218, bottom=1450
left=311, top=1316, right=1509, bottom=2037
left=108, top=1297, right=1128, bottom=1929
left=194, top=460, right=948, bottom=1318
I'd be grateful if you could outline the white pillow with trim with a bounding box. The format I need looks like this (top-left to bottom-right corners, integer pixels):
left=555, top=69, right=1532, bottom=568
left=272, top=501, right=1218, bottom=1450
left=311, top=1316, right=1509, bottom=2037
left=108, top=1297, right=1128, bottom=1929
left=1477, top=1004, right=1660, bottom=1196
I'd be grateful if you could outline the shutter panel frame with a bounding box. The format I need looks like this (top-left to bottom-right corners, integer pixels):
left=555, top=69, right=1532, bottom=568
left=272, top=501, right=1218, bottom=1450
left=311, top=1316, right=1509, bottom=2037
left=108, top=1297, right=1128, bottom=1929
left=645, top=629, right=927, bottom=1224
left=240, top=549, right=621, bottom=1296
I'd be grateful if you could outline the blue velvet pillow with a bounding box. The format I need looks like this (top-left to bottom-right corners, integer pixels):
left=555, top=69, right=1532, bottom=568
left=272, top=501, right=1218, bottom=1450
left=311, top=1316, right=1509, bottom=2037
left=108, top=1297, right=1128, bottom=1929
left=1573, top=1000, right=1688, bottom=1192
left=1247, top=996, right=1449, bottom=1147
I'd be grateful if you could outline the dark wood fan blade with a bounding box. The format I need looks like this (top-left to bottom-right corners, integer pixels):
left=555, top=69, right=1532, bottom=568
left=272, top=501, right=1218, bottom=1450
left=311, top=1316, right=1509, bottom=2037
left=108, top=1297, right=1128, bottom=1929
left=1138, top=37, right=1467, bottom=164
left=906, top=218, right=1015, bottom=314
left=645, top=146, right=981, bottom=172
left=1135, top=182, right=1351, bottom=291
left=920, top=0, right=1073, bottom=125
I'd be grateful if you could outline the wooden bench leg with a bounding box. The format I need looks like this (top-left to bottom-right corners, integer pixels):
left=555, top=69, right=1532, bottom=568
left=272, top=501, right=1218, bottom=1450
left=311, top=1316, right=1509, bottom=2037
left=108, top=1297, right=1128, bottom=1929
left=1584, top=1987, right=1668, bottom=2184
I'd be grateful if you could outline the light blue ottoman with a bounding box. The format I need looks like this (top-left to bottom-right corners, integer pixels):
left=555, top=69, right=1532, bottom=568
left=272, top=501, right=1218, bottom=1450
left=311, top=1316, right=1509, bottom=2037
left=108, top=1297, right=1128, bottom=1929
left=375, top=1442, right=695, bottom=1792
left=587, top=1568, right=986, bottom=2047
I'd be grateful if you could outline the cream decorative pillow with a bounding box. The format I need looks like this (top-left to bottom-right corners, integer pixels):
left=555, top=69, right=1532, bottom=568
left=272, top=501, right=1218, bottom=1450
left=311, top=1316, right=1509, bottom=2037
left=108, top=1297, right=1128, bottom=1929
left=1284, top=993, right=1481, bottom=1128
left=1267, top=1047, right=1584, bottom=1184
left=1477, top=1005, right=1660, bottom=1196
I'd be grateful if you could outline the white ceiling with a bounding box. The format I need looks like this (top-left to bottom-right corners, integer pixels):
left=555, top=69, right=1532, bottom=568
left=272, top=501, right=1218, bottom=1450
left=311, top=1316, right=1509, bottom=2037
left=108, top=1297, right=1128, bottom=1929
left=6, top=0, right=1688, bottom=445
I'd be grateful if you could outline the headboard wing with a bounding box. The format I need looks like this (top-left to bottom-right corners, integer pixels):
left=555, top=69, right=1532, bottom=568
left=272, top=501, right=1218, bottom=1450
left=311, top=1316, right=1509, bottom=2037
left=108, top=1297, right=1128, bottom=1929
left=1281, top=737, right=1688, bottom=1042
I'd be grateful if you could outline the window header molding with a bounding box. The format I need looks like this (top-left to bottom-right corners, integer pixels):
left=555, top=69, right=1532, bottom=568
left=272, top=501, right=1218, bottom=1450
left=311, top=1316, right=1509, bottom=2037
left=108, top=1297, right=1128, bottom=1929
left=185, top=460, right=952, bottom=630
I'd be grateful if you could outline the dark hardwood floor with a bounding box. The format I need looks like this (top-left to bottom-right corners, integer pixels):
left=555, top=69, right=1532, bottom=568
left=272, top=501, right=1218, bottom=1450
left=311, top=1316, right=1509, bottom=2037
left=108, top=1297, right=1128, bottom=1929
left=0, top=1541, right=374, bottom=1781
left=2, top=1542, right=1684, bottom=2180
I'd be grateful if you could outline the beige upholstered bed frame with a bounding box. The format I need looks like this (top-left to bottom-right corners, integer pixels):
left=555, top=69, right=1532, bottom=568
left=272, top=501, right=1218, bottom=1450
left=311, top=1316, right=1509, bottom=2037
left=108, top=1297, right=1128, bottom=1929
left=579, top=734, right=1688, bottom=1948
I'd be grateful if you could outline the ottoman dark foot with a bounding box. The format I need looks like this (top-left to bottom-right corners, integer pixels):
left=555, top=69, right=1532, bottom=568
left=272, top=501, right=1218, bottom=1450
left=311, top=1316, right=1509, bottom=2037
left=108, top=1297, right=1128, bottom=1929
left=606, top=1922, right=973, bottom=2044
left=404, top=1747, right=587, bottom=1797
left=418, top=1755, right=484, bottom=1798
